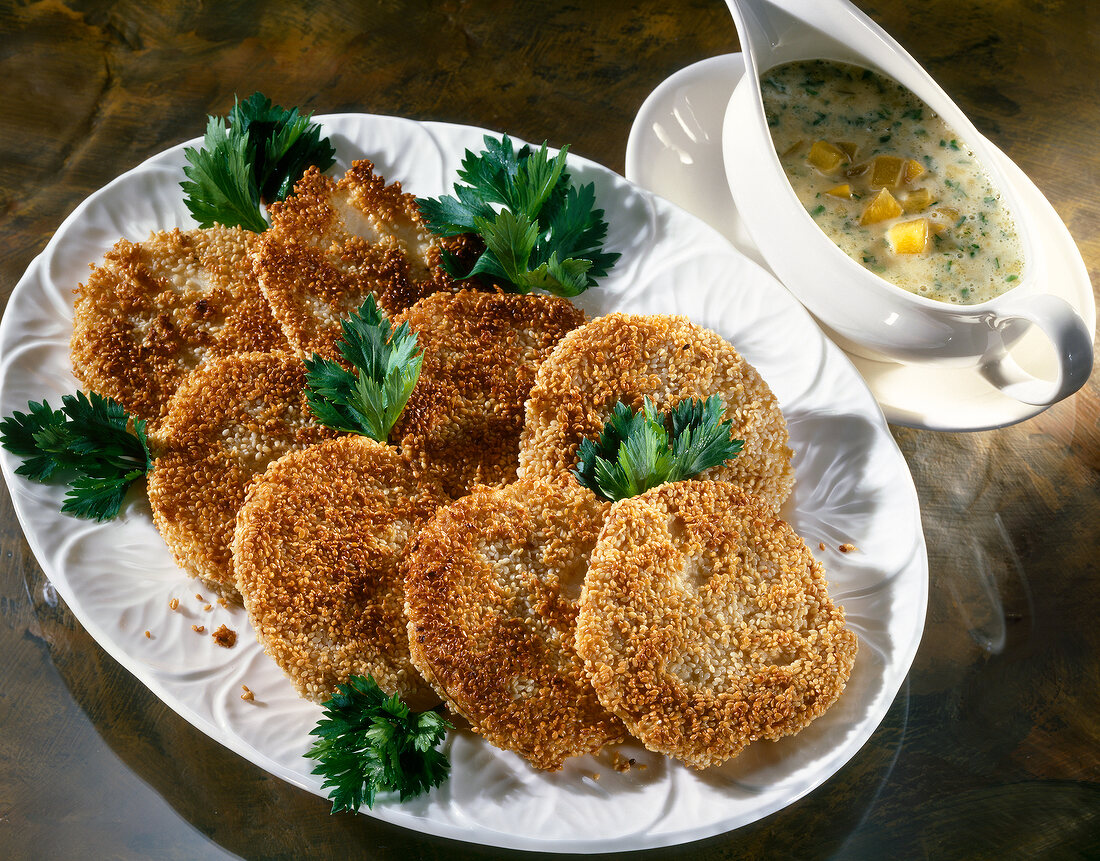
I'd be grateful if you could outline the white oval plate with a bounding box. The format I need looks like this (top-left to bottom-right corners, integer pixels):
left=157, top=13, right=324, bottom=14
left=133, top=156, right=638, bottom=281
left=0, top=114, right=927, bottom=853
left=626, top=54, right=1097, bottom=431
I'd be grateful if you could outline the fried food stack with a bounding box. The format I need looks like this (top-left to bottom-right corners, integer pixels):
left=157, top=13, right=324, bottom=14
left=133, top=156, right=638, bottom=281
left=70, top=160, right=855, bottom=773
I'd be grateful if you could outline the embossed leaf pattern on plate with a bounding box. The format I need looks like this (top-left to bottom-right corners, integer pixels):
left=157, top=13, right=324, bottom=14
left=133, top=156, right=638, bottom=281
left=0, top=115, right=927, bottom=853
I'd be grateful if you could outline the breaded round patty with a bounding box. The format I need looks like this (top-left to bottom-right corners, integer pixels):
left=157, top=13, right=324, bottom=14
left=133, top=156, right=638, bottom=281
left=404, top=479, right=625, bottom=770
left=148, top=352, right=333, bottom=594
left=576, top=480, right=857, bottom=770
left=393, top=290, right=586, bottom=498
left=519, top=314, right=794, bottom=512
left=233, top=436, right=445, bottom=708
left=71, top=226, right=288, bottom=425
left=254, top=161, right=473, bottom=358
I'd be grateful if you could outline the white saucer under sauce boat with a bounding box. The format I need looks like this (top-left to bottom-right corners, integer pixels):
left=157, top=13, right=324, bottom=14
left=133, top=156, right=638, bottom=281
left=722, top=0, right=1093, bottom=408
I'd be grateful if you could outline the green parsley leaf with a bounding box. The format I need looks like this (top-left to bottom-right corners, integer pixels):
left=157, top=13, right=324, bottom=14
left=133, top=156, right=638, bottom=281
left=416, top=134, right=620, bottom=297
left=63, top=469, right=147, bottom=522
left=0, top=399, right=70, bottom=481
left=181, top=92, right=335, bottom=232
left=181, top=116, right=268, bottom=233
left=667, top=397, right=746, bottom=480
left=0, top=392, right=154, bottom=521
left=303, top=297, right=422, bottom=441
left=306, top=675, right=452, bottom=812
left=230, top=93, right=337, bottom=204
left=573, top=396, right=744, bottom=502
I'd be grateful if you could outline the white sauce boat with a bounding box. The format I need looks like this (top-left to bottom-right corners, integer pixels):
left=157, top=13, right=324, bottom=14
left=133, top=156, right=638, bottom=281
left=722, top=0, right=1093, bottom=407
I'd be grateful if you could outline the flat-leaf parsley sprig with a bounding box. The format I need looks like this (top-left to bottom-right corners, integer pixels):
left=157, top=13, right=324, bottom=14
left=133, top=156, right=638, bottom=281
left=303, top=297, right=423, bottom=442
left=306, top=675, right=452, bottom=812
left=416, top=134, right=620, bottom=297
left=181, top=92, right=336, bottom=233
left=573, top=395, right=744, bottom=502
left=0, top=392, right=154, bottom=521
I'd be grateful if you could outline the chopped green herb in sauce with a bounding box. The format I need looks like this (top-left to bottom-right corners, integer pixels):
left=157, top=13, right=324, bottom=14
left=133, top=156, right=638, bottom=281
left=761, top=59, right=1024, bottom=304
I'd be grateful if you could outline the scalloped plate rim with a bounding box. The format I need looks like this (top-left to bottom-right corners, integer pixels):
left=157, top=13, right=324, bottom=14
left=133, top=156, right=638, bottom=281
left=0, top=113, right=927, bottom=853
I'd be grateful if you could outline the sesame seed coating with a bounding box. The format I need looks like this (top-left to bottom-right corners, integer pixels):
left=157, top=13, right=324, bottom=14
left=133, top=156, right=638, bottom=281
left=233, top=436, right=445, bottom=708
left=70, top=226, right=289, bottom=426
left=254, top=161, right=476, bottom=358
left=148, top=352, right=335, bottom=595
left=518, top=314, right=794, bottom=511
left=393, top=290, right=587, bottom=498
left=576, top=480, right=857, bottom=770
left=404, top=478, right=626, bottom=769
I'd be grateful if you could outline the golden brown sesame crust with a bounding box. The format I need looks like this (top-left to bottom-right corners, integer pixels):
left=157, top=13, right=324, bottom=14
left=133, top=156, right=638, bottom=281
left=576, top=480, right=857, bottom=769
left=233, top=436, right=444, bottom=708
left=70, top=226, right=289, bottom=426
left=404, top=478, right=625, bottom=769
left=518, top=313, right=794, bottom=511
left=148, top=352, right=335, bottom=595
left=254, top=161, right=470, bottom=358
left=392, top=290, right=586, bottom=498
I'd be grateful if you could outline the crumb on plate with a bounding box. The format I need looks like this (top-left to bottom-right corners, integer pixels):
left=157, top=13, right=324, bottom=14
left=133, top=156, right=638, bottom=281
left=212, top=624, right=237, bottom=648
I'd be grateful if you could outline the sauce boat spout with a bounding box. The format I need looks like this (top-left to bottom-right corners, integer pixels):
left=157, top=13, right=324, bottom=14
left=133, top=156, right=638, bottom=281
left=725, top=0, right=955, bottom=94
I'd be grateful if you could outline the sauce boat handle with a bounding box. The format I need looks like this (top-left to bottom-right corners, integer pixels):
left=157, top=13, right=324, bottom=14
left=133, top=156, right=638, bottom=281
left=979, top=294, right=1094, bottom=406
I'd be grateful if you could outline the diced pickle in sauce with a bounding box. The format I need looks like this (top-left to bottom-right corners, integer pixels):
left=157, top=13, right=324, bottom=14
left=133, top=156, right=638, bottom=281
left=762, top=59, right=1024, bottom=304
left=860, top=188, right=903, bottom=225
left=836, top=141, right=859, bottom=160
left=870, top=156, right=905, bottom=189
left=902, top=187, right=933, bottom=213
left=807, top=140, right=849, bottom=172
left=886, top=218, right=931, bottom=254
left=929, top=207, right=959, bottom=234
left=845, top=161, right=871, bottom=179
left=781, top=139, right=805, bottom=158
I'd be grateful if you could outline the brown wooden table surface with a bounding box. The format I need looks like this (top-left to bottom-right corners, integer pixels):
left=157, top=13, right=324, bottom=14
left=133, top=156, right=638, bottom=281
left=1, top=1, right=1097, bottom=858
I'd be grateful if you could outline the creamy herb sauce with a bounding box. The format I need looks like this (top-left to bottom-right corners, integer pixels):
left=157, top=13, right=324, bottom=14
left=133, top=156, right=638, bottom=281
left=761, top=60, right=1023, bottom=304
